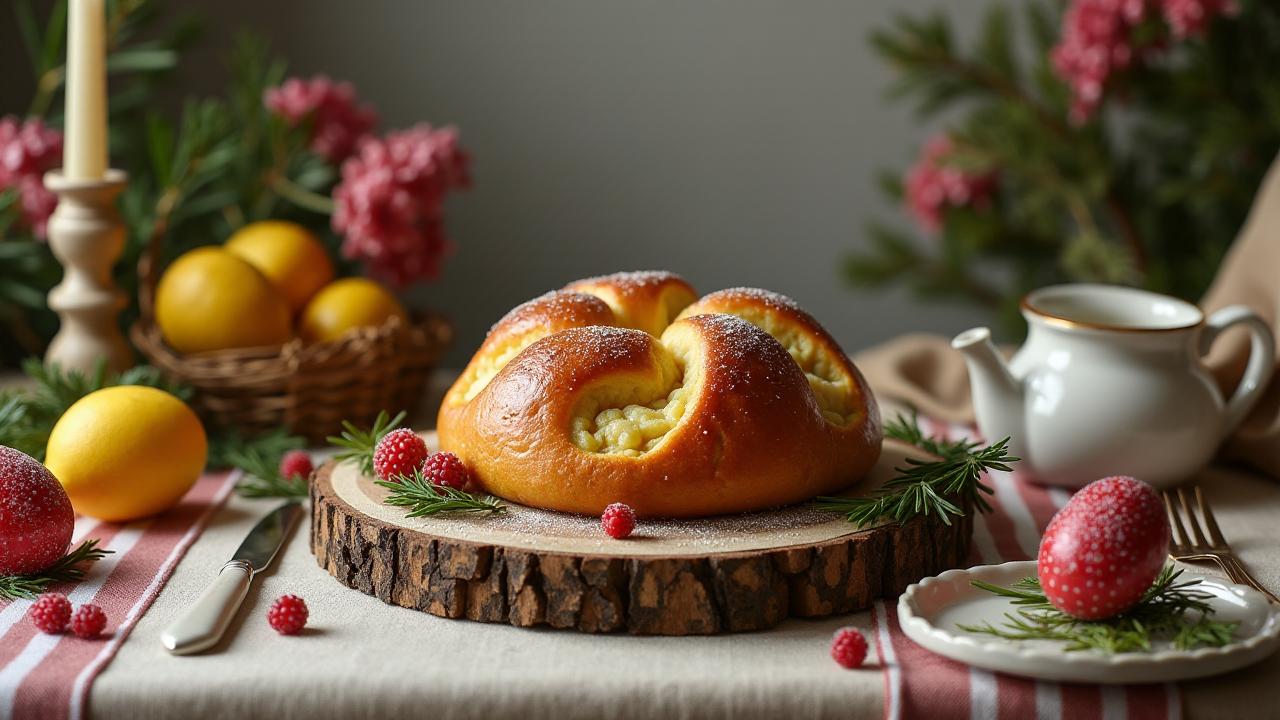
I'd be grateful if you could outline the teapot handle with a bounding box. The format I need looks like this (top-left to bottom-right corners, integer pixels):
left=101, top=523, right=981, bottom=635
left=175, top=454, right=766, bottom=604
left=1199, top=305, right=1276, bottom=441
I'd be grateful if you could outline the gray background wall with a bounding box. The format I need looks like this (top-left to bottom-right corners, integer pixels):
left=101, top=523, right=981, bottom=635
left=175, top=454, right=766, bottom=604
left=2, top=0, right=988, bottom=365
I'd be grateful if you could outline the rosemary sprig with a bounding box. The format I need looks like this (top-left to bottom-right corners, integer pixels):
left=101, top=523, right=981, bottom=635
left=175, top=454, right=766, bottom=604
left=376, top=468, right=505, bottom=518
left=0, top=540, right=112, bottom=601
left=327, top=410, right=406, bottom=476
left=815, top=412, right=1010, bottom=527
left=959, top=566, right=1238, bottom=653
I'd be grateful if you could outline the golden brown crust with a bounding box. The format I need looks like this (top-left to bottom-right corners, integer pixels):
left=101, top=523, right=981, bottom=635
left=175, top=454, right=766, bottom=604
left=437, top=273, right=882, bottom=517
left=563, top=271, right=698, bottom=337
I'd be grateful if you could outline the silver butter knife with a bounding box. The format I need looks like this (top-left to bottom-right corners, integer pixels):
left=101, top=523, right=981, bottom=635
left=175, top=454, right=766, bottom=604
left=161, top=501, right=302, bottom=655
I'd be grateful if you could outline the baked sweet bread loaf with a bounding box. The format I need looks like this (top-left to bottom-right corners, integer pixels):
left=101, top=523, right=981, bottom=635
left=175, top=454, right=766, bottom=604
left=437, top=271, right=881, bottom=517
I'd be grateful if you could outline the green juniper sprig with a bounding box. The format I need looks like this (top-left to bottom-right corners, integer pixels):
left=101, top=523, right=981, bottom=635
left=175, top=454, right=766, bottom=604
left=0, top=539, right=112, bottom=601
left=816, top=412, right=1010, bottom=527
left=960, top=566, right=1238, bottom=653
left=376, top=468, right=505, bottom=518
left=0, top=358, right=191, bottom=460
left=222, top=440, right=310, bottom=500
left=327, top=410, right=406, bottom=476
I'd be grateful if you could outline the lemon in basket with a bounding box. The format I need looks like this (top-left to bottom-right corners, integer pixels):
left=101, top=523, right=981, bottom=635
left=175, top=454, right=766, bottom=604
left=225, top=220, right=335, bottom=313
left=298, top=277, right=407, bottom=343
left=45, top=386, right=208, bottom=522
left=155, top=247, right=292, bottom=354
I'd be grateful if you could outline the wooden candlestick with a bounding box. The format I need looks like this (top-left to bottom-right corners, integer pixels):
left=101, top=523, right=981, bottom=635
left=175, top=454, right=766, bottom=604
left=43, top=169, right=133, bottom=374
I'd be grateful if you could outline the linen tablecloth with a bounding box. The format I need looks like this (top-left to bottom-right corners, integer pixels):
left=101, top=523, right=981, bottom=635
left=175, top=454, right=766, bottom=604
left=81, top=418, right=1280, bottom=720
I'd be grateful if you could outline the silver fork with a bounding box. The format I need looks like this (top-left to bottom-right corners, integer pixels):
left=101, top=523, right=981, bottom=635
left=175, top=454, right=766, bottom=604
left=1163, top=486, right=1279, bottom=604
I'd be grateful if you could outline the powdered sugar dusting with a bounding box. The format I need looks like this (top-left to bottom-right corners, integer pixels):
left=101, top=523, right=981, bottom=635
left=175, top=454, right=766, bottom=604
left=359, top=471, right=859, bottom=553
left=568, top=270, right=688, bottom=297
left=0, top=445, right=75, bottom=575
left=487, top=290, right=613, bottom=338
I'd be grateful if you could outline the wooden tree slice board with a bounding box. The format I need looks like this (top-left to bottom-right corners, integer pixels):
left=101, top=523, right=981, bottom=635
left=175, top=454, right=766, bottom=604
left=310, top=433, right=973, bottom=635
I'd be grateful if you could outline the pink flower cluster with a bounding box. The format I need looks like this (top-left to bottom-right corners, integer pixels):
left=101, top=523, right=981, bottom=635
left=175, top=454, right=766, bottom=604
left=332, top=125, right=470, bottom=287
left=0, top=116, right=62, bottom=239
left=1161, top=0, right=1238, bottom=38
left=264, top=76, right=378, bottom=163
left=904, top=136, right=997, bottom=234
left=1053, top=0, right=1239, bottom=124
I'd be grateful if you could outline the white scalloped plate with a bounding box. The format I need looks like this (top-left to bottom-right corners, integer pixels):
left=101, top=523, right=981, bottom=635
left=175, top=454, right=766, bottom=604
left=898, top=561, right=1280, bottom=684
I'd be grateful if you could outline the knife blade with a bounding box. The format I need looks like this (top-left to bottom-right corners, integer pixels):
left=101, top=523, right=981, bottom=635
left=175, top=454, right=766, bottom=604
left=161, top=501, right=302, bottom=655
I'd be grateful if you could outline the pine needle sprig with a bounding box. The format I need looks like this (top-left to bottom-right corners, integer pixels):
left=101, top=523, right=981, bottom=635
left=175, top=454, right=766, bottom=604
left=959, top=566, right=1238, bottom=653
left=327, top=410, right=406, bottom=476
left=0, top=540, right=112, bottom=601
left=376, top=468, right=505, bottom=518
left=228, top=445, right=309, bottom=499
left=0, top=359, right=192, bottom=460
left=816, top=412, right=1011, bottom=527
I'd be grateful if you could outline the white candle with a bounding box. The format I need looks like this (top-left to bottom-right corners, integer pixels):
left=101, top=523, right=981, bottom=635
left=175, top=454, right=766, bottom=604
left=64, top=0, right=108, bottom=180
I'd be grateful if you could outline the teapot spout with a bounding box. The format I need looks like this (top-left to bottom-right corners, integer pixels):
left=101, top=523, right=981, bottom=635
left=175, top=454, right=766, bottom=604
left=952, top=327, right=1024, bottom=445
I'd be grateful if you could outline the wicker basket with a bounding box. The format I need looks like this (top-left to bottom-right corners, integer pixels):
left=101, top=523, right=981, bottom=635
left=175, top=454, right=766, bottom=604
left=129, top=235, right=452, bottom=444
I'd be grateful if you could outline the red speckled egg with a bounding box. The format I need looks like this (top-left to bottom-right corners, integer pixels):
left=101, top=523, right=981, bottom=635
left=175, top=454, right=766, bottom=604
left=0, top=446, right=74, bottom=575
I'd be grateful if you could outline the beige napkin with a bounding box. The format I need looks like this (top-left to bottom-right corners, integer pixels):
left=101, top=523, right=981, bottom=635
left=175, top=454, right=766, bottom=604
left=854, top=154, right=1280, bottom=479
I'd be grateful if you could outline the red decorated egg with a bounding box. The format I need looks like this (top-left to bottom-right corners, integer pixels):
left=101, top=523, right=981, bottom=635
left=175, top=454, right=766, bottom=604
left=0, top=446, right=75, bottom=575
left=1037, top=475, right=1170, bottom=620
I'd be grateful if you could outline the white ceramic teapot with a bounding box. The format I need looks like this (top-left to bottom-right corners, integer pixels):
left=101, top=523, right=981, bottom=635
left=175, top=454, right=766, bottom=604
left=952, top=284, right=1275, bottom=489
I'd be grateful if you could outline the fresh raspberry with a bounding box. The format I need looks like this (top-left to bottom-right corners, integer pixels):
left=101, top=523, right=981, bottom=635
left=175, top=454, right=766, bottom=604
left=1038, top=475, right=1170, bottom=620
left=70, top=604, right=107, bottom=639
left=372, top=428, right=428, bottom=482
left=267, top=594, right=309, bottom=635
left=830, top=627, right=869, bottom=669
left=600, top=503, right=636, bottom=539
left=420, top=451, right=471, bottom=490
left=29, top=593, right=72, bottom=634
left=279, top=450, right=314, bottom=482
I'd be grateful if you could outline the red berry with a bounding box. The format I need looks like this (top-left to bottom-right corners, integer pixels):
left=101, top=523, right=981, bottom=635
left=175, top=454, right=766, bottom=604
left=0, top=446, right=74, bottom=575
left=830, top=627, right=869, bottom=669
left=372, top=429, right=428, bottom=482
left=421, top=452, right=471, bottom=490
left=70, top=604, right=107, bottom=639
left=29, top=593, right=72, bottom=634
left=279, top=450, right=314, bottom=482
left=600, top=503, right=636, bottom=539
left=267, top=594, right=309, bottom=635
left=1038, top=476, right=1170, bottom=620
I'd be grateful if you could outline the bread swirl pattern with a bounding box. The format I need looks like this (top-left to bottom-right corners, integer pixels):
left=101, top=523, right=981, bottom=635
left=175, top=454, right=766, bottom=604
left=438, top=271, right=881, bottom=517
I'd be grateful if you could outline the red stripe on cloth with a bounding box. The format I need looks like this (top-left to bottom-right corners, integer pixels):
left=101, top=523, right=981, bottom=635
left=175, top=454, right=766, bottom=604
left=0, top=521, right=123, bottom=669
left=7, top=471, right=237, bottom=720
left=1062, top=684, right=1103, bottom=717
left=882, top=596, right=973, bottom=720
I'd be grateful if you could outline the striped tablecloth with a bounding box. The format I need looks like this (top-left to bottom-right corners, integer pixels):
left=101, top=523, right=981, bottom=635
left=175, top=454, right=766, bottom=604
left=0, top=471, right=239, bottom=720
left=870, top=418, right=1179, bottom=720
left=0, top=413, right=1253, bottom=719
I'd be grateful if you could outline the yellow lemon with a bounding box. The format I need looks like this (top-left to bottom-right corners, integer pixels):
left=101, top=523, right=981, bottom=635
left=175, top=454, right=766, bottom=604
left=299, top=278, right=407, bottom=343
left=45, top=386, right=208, bottom=522
left=225, top=221, right=335, bottom=313
left=155, top=247, right=293, bottom=354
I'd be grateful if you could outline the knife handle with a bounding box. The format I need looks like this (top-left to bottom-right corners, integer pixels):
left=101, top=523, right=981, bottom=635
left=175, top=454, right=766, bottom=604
left=161, top=560, right=253, bottom=655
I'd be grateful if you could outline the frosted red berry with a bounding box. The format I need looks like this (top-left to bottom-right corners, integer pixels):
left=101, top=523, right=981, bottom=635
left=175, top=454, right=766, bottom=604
left=600, top=503, right=636, bottom=539
left=421, top=452, right=471, bottom=490
left=372, top=429, right=428, bottom=482
left=830, top=627, right=868, bottom=669
left=0, top=445, right=74, bottom=575
left=1038, top=475, right=1170, bottom=620
left=279, top=450, right=314, bottom=483
left=267, top=594, right=309, bottom=635
left=70, top=604, right=107, bottom=639
left=29, top=593, right=72, bottom=634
